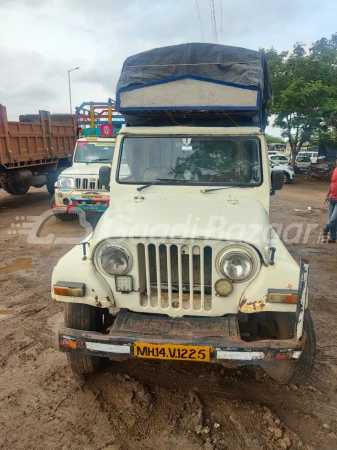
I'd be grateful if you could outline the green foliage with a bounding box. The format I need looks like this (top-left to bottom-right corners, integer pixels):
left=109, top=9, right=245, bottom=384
left=261, top=34, right=337, bottom=161
left=265, top=134, right=286, bottom=144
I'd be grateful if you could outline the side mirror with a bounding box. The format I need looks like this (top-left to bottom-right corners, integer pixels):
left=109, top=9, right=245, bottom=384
left=270, top=169, right=284, bottom=195
left=99, top=166, right=111, bottom=187
left=67, top=154, right=73, bottom=164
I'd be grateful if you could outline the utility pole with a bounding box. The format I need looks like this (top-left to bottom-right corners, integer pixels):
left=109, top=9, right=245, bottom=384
left=68, top=67, right=79, bottom=113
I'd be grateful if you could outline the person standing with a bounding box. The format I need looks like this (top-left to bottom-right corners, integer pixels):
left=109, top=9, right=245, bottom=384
left=323, top=158, right=337, bottom=243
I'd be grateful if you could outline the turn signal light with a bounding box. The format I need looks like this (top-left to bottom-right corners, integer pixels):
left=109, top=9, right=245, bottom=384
left=268, top=291, right=298, bottom=304
left=53, top=282, right=85, bottom=297
left=285, top=294, right=298, bottom=304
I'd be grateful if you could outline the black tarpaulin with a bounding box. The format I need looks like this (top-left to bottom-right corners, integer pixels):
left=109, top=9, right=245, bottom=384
left=116, top=43, right=271, bottom=129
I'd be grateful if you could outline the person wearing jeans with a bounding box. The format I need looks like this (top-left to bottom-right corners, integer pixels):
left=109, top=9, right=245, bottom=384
left=323, top=160, right=337, bottom=243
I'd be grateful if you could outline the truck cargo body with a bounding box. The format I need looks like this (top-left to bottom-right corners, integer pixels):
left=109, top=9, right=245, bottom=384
left=0, top=104, right=77, bottom=195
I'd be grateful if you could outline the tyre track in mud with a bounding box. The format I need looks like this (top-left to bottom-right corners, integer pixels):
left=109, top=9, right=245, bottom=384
left=1, top=184, right=337, bottom=449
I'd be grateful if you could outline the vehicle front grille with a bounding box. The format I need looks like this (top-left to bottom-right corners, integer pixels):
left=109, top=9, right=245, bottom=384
left=75, top=178, right=103, bottom=190
left=137, top=242, right=213, bottom=313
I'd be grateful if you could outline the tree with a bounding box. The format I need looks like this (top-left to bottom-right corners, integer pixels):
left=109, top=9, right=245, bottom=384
left=262, top=35, right=337, bottom=165
left=265, top=134, right=286, bottom=145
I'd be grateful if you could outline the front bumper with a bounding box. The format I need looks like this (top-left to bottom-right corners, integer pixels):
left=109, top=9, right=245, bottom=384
left=59, top=308, right=304, bottom=364
left=53, top=195, right=109, bottom=214
left=58, top=259, right=309, bottom=365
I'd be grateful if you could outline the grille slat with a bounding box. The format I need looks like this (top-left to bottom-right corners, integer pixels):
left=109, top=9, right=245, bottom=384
left=138, top=242, right=213, bottom=313
left=144, top=244, right=152, bottom=304
left=155, top=245, right=161, bottom=308
left=177, top=245, right=183, bottom=310
left=75, top=178, right=105, bottom=191
left=189, top=249, right=194, bottom=309
left=200, top=247, right=205, bottom=310
left=166, top=244, right=172, bottom=309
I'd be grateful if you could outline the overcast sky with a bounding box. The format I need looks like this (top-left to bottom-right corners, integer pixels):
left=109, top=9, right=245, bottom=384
left=1, top=0, right=336, bottom=136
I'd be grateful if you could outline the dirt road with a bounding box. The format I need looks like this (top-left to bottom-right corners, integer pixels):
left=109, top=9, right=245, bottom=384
left=1, top=181, right=337, bottom=450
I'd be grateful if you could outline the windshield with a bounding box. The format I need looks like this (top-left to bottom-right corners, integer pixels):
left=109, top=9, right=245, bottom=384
left=74, top=142, right=115, bottom=163
left=117, top=136, right=261, bottom=186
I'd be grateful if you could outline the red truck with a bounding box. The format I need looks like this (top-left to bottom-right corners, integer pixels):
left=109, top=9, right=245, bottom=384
left=0, top=104, right=77, bottom=195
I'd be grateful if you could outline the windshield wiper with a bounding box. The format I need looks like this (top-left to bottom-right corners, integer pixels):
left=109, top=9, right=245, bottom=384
left=137, top=178, right=189, bottom=191
left=137, top=181, right=165, bottom=191
left=201, top=186, right=244, bottom=194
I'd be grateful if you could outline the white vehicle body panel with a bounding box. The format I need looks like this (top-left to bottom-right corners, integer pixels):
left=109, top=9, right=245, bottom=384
left=52, top=126, right=302, bottom=318
left=54, top=137, right=115, bottom=207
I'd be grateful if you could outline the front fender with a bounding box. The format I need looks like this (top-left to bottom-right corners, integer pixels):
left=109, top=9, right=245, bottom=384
left=52, top=244, right=114, bottom=308
left=239, top=238, right=301, bottom=314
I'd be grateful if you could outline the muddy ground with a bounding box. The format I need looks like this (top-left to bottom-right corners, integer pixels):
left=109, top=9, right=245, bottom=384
left=1, top=179, right=337, bottom=450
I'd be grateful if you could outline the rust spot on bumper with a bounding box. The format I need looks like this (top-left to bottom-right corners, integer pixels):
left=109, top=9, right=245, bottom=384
left=239, top=298, right=266, bottom=313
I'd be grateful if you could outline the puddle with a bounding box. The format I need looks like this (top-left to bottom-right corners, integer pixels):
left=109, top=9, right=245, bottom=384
left=0, top=257, right=33, bottom=274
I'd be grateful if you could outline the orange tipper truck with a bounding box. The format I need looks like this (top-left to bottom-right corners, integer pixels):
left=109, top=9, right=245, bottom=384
left=52, top=43, right=316, bottom=384
left=0, top=105, right=76, bottom=196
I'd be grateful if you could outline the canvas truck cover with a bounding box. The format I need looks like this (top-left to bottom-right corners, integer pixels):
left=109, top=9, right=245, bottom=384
left=116, top=43, right=271, bottom=129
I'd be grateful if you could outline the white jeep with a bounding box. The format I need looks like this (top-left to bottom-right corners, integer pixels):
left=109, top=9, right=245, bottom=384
left=52, top=137, right=115, bottom=222
left=52, top=126, right=316, bottom=384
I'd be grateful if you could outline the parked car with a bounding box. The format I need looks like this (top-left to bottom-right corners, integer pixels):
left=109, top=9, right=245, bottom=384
left=269, top=154, right=290, bottom=164
left=297, top=151, right=319, bottom=164
left=270, top=160, right=294, bottom=184
left=294, top=156, right=312, bottom=173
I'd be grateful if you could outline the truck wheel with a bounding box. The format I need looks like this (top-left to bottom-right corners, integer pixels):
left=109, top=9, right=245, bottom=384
left=5, top=181, right=30, bottom=195
left=3, top=184, right=12, bottom=194
left=51, top=195, right=77, bottom=222
left=260, top=310, right=316, bottom=384
left=64, top=303, right=101, bottom=374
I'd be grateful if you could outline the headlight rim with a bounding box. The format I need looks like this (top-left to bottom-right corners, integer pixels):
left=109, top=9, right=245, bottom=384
left=94, top=240, right=133, bottom=278
left=216, top=244, right=259, bottom=283
left=57, top=177, right=75, bottom=189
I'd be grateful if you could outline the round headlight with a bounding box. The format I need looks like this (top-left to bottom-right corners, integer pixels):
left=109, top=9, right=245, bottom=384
left=100, top=246, right=130, bottom=276
left=58, top=177, right=73, bottom=188
left=220, top=252, right=253, bottom=282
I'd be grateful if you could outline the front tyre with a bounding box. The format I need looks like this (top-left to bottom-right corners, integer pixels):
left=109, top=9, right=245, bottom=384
left=261, top=310, right=316, bottom=384
left=64, top=303, right=101, bottom=374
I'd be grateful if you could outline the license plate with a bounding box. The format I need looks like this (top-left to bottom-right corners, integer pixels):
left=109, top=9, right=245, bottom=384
left=134, top=343, right=211, bottom=362
left=81, top=194, right=102, bottom=199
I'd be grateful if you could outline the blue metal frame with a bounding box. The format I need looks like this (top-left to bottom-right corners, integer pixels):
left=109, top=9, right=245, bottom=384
left=76, top=98, right=126, bottom=127
left=77, top=119, right=125, bottom=126
left=116, top=74, right=261, bottom=112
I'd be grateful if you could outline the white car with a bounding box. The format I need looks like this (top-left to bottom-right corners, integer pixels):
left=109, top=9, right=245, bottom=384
left=270, top=160, right=294, bottom=183
left=297, top=151, right=319, bottom=164
left=295, top=155, right=311, bottom=173
left=269, top=154, right=290, bottom=164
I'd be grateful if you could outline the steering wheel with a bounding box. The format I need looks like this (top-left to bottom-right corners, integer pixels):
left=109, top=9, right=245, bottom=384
left=142, top=165, right=171, bottom=181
